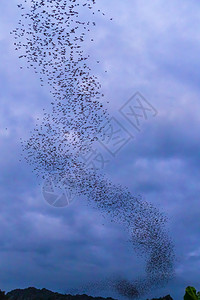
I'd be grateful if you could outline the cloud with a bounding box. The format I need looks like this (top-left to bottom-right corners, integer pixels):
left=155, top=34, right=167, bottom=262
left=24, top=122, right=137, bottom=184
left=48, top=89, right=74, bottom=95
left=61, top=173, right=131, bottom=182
left=1, top=0, right=200, bottom=299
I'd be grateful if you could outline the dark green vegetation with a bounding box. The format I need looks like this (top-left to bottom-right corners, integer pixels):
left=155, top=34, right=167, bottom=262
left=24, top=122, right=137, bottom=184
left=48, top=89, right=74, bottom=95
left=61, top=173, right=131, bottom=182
left=183, top=286, right=200, bottom=300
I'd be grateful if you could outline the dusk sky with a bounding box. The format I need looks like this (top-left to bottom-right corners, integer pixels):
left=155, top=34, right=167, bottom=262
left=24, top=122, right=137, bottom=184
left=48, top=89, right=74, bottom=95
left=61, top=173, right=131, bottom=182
left=1, top=1, right=200, bottom=299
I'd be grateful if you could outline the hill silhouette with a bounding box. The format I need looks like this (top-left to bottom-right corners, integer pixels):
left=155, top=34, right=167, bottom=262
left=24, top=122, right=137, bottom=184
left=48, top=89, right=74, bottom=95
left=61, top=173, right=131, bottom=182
left=147, top=296, right=173, bottom=300
left=6, top=287, right=117, bottom=300
left=4, top=287, right=173, bottom=300
left=5, top=287, right=174, bottom=300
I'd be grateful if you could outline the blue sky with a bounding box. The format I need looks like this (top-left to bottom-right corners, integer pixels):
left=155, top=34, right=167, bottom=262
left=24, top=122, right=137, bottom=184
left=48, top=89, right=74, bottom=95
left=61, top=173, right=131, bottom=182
left=1, top=0, right=200, bottom=299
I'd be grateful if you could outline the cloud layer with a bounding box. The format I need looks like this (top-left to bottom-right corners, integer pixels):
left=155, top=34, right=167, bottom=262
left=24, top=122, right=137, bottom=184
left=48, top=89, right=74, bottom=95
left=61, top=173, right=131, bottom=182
left=1, top=1, right=200, bottom=299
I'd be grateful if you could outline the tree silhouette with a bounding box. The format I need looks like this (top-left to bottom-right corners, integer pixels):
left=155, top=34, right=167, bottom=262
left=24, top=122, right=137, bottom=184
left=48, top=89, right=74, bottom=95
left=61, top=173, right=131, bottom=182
left=0, top=290, right=9, bottom=300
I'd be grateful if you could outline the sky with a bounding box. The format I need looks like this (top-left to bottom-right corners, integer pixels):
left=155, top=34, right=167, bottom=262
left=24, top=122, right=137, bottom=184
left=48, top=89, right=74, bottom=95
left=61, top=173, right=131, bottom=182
left=1, top=0, right=200, bottom=299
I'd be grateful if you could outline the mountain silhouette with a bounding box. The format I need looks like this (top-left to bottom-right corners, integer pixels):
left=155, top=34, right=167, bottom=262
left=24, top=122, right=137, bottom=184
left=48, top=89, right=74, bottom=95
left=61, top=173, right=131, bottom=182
left=6, top=287, right=117, bottom=300
left=5, top=287, right=174, bottom=300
